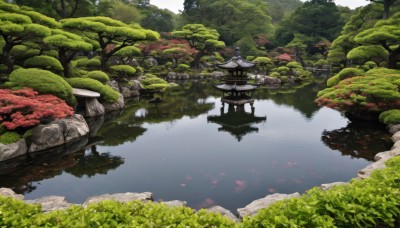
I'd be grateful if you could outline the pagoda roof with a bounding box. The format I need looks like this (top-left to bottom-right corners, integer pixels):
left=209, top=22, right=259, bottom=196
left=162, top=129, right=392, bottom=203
left=217, top=56, right=255, bottom=70
left=214, top=84, right=258, bottom=92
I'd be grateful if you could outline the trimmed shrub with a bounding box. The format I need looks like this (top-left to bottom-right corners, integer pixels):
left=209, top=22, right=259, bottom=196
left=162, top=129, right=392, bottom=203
left=85, top=71, right=110, bottom=84
left=379, top=109, right=400, bottom=125
left=287, top=61, right=302, bottom=69
left=140, top=74, right=170, bottom=91
left=327, top=68, right=364, bottom=87
left=177, top=64, right=190, bottom=72
left=269, top=72, right=280, bottom=78
left=276, top=66, right=290, bottom=75
left=6, top=68, right=76, bottom=105
left=65, top=78, right=119, bottom=103
left=110, top=65, right=136, bottom=78
left=0, top=132, right=20, bottom=145
left=363, top=61, right=377, bottom=70
left=0, top=88, right=74, bottom=130
left=23, top=55, right=63, bottom=73
left=9, top=45, right=40, bottom=60
left=365, top=67, right=400, bottom=76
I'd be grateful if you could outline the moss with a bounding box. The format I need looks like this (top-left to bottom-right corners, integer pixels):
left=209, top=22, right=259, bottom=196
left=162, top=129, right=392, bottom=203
left=6, top=68, right=76, bottom=105
left=22, top=129, right=33, bottom=139
left=85, top=71, right=110, bottom=84
left=23, top=55, right=63, bottom=72
left=0, top=132, right=21, bottom=145
left=379, top=109, right=400, bottom=125
left=65, top=78, right=119, bottom=103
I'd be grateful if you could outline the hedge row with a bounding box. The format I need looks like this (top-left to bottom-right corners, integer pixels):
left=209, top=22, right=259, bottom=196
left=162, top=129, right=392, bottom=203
left=1, top=156, right=400, bottom=227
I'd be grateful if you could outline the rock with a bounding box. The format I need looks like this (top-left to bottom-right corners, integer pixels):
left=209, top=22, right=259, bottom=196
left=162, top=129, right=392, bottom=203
left=177, top=73, right=190, bottom=80
left=107, top=80, right=120, bottom=92
left=237, top=193, right=300, bottom=218
left=0, top=188, right=24, bottom=200
left=392, top=131, right=400, bottom=142
left=129, top=58, right=139, bottom=67
left=167, top=72, right=176, bottom=79
left=121, top=86, right=132, bottom=98
left=86, top=115, right=105, bottom=137
left=320, top=182, right=347, bottom=191
left=103, top=95, right=125, bottom=112
left=120, top=80, right=141, bottom=98
left=0, top=139, right=27, bottom=162
left=210, top=71, right=225, bottom=79
left=72, top=88, right=100, bottom=98
left=26, top=196, right=72, bottom=212
left=58, top=115, right=89, bottom=143
left=29, top=123, right=65, bottom=152
left=358, top=148, right=400, bottom=179
left=145, top=57, right=158, bottom=67
left=162, top=200, right=187, bottom=207
left=393, top=140, right=400, bottom=150
left=263, top=76, right=281, bottom=85
left=85, top=98, right=105, bottom=117
left=83, top=192, right=153, bottom=207
left=207, top=206, right=240, bottom=223
left=389, top=125, right=400, bottom=134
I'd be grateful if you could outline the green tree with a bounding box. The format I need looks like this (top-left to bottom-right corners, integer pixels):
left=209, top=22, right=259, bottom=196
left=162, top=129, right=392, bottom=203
left=97, top=0, right=143, bottom=24
left=181, top=0, right=273, bottom=46
left=140, top=6, right=174, bottom=32
left=353, top=12, right=400, bottom=68
left=368, top=0, right=398, bottom=19
left=172, top=24, right=225, bottom=68
left=0, top=1, right=58, bottom=73
left=61, top=16, right=160, bottom=71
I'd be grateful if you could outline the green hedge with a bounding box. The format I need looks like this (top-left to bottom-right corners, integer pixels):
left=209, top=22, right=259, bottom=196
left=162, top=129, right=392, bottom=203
left=6, top=68, right=76, bottom=105
left=379, top=109, right=400, bottom=125
left=327, top=68, right=364, bottom=87
left=85, top=71, right=110, bottom=84
left=66, top=78, right=119, bottom=103
left=23, top=55, right=63, bottom=72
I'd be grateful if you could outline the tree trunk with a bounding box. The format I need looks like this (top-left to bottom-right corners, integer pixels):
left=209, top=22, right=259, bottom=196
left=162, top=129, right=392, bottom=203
left=59, top=49, right=70, bottom=77
left=388, top=50, right=399, bottom=69
left=384, top=0, right=390, bottom=19
left=2, top=42, right=14, bottom=74
left=190, top=52, right=204, bottom=68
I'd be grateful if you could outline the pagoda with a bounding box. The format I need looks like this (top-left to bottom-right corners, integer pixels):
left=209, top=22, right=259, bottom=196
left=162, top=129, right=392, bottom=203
left=215, top=47, right=259, bottom=109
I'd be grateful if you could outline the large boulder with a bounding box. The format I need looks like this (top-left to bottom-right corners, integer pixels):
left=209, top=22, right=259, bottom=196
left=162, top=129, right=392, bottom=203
left=103, top=95, right=125, bottom=112
left=207, top=206, right=239, bottom=223
left=210, top=71, right=225, bottom=79
left=120, top=80, right=141, bottom=98
left=389, top=125, right=400, bottom=134
left=237, top=193, right=300, bottom=218
left=86, top=98, right=105, bottom=117
left=167, top=72, right=177, bottom=80
left=29, top=114, right=89, bottom=153
left=26, top=196, right=72, bottom=212
left=107, top=80, right=120, bottom=92
left=392, top=131, right=400, bottom=142
left=0, top=188, right=24, bottom=200
left=263, top=76, right=282, bottom=86
left=358, top=148, right=400, bottom=179
left=177, top=73, right=190, bottom=80
left=0, top=139, right=27, bottom=162
left=83, top=192, right=153, bottom=207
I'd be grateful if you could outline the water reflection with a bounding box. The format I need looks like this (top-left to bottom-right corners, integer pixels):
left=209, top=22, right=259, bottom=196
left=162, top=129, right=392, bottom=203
left=321, top=121, right=393, bottom=160
left=207, top=105, right=267, bottom=141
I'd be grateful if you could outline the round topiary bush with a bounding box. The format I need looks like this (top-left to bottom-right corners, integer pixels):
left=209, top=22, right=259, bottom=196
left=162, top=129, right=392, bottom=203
left=65, top=78, right=119, bottom=103
left=379, top=109, right=400, bottom=125
left=6, top=68, right=76, bottom=105
left=110, top=65, right=136, bottom=78
left=23, top=55, right=63, bottom=73
left=177, top=64, right=189, bottom=72
left=327, top=68, right=364, bottom=87
left=85, top=71, right=110, bottom=84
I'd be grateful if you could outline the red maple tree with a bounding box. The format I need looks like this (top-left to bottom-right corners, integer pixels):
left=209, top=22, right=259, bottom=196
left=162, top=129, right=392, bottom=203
left=0, top=88, right=74, bottom=130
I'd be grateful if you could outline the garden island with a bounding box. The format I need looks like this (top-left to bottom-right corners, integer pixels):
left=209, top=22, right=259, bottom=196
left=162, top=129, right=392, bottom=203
left=0, top=0, right=400, bottom=226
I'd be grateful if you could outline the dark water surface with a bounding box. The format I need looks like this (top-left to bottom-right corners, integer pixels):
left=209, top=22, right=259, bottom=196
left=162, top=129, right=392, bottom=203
left=0, top=81, right=392, bottom=211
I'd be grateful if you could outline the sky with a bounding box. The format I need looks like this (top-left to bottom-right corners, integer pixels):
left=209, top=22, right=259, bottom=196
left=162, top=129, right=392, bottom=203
left=150, top=0, right=370, bottom=14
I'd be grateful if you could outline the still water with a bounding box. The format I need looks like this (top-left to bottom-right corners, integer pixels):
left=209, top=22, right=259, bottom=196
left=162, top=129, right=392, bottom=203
left=0, top=80, right=392, bottom=211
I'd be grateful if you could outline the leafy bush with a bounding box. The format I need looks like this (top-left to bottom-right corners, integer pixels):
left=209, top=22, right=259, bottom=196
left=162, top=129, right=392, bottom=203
left=269, top=72, right=281, bottom=78
left=287, top=61, right=302, bottom=69
left=74, top=58, right=101, bottom=69
left=0, top=88, right=74, bottom=130
left=85, top=71, right=110, bottom=84
left=6, top=68, right=76, bottom=105
left=65, top=78, right=119, bottom=103
left=276, top=66, right=290, bottom=75
left=23, top=55, right=63, bottom=73
left=0, top=132, right=20, bottom=145
left=140, top=74, right=170, bottom=91
left=379, top=109, right=400, bottom=125
left=363, top=61, right=377, bottom=70
left=316, top=73, right=400, bottom=113
left=243, top=156, right=400, bottom=227
left=9, top=45, right=40, bottom=60
left=177, top=64, right=189, bottom=72
left=327, top=68, right=364, bottom=87
left=110, top=65, right=136, bottom=78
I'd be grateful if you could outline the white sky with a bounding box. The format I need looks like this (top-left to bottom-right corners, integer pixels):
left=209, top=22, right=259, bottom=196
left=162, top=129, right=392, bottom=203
left=150, top=0, right=370, bottom=14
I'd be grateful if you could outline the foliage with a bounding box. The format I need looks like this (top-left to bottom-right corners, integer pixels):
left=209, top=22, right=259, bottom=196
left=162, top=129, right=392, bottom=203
left=140, top=74, right=170, bottom=91
left=140, top=5, right=174, bottom=32
left=0, top=132, right=20, bottom=145
left=23, top=55, right=63, bottom=73
left=379, top=109, right=400, bottom=125
left=172, top=24, right=225, bottom=68
left=316, top=72, right=400, bottom=113
left=85, top=71, right=110, bottom=84
left=0, top=88, right=74, bottom=130
left=181, top=0, right=273, bottom=46
left=65, top=78, right=119, bottom=103
left=347, top=45, right=388, bottom=65
left=253, top=57, right=273, bottom=74
left=327, top=68, right=364, bottom=87
left=110, top=65, right=137, bottom=78
left=6, top=68, right=76, bottom=105
left=98, top=0, right=143, bottom=24
left=177, top=64, right=190, bottom=72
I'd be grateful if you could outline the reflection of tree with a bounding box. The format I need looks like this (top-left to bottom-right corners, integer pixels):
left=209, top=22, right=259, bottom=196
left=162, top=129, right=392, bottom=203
left=321, top=121, right=392, bottom=161
left=65, top=146, right=124, bottom=178
left=254, top=81, right=325, bottom=119
left=0, top=141, right=123, bottom=195
left=96, top=123, right=146, bottom=146
left=207, top=105, right=266, bottom=141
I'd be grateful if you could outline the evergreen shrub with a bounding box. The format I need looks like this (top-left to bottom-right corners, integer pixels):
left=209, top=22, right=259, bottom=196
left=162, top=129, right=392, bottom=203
left=0, top=132, right=20, bottom=145
left=85, top=71, right=110, bottom=84
left=23, top=55, right=63, bottom=72
left=66, top=78, right=119, bottom=103
left=379, top=109, right=400, bottom=125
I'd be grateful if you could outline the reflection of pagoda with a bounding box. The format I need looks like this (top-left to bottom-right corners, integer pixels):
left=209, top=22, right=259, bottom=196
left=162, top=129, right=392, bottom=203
left=215, top=47, right=258, bottom=109
left=207, top=105, right=266, bottom=141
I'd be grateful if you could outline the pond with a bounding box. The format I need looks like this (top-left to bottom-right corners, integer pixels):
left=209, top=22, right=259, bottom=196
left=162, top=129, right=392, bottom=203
left=0, top=80, right=393, bottom=212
